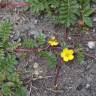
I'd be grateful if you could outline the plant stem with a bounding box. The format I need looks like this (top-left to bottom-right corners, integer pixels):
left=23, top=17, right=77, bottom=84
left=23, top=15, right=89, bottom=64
left=0, top=1, right=30, bottom=8
left=54, top=57, right=62, bottom=89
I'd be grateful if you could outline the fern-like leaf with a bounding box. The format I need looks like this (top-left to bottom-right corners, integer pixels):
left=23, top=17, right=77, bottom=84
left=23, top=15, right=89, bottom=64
left=58, top=0, right=79, bottom=27
left=38, top=51, right=57, bottom=68
left=0, top=20, right=12, bottom=42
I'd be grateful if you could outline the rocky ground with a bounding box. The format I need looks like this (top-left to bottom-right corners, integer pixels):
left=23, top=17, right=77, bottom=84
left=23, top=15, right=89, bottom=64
left=0, top=1, right=96, bottom=96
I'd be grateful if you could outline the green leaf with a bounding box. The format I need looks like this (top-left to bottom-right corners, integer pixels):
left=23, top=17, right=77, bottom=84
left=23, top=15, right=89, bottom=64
left=7, top=73, right=22, bottom=85
left=83, top=16, right=92, bottom=27
left=28, top=0, right=48, bottom=13
left=61, top=41, right=68, bottom=48
left=58, top=0, right=79, bottom=27
left=36, top=33, right=46, bottom=45
left=2, top=83, right=12, bottom=96
left=83, top=7, right=93, bottom=17
left=0, top=20, right=12, bottom=42
left=15, top=87, right=27, bottom=96
left=8, top=41, right=21, bottom=50
left=77, top=51, right=84, bottom=64
left=38, top=51, right=57, bottom=68
left=22, top=38, right=36, bottom=48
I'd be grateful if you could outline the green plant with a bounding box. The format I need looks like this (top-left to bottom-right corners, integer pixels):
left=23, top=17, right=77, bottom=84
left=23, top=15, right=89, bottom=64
left=57, top=0, right=79, bottom=27
left=28, top=0, right=59, bottom=15
left=76, top=44, right=84, bottom=64
left=79, top=0, right=93, bottom=27
left=22, top=38, right=36, bottom=48
left=38, top=51, right=57, bottom=68
left=0, top=20, right=27, bottom=96
left=36, top=33, right=46, bottom=45
left=28, top=0, right=93, bottom=27
left=22, top=33, right=46, bottom=48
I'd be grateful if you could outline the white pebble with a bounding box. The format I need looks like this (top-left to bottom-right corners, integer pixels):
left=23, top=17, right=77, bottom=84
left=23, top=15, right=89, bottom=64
left=34, top=70, right=39, bottom=76
left=33, top=62, right=38, bottom=69
left=34, top=20, right=38, bottom=24
left=93, top=17, right=96, bottom=22
left=68, top=36, right=72, bottom=40
left=85, top=84, right=90, bottom=89
left=87, top=41, right=96, bottom=49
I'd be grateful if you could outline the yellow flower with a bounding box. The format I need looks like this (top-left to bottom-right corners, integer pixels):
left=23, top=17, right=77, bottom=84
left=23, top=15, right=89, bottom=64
left=61, top=48, right=74, bottom=62
left=48, top=36, right=59, bottom=46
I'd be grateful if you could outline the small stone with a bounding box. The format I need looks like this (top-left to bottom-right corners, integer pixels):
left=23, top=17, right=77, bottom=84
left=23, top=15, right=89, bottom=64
left=87, top=41, right=96, bottom=49
left=85, top=84, right=90, bottom=89
left=93, top=17, right=96, bottom=22
left=92, top=28, right=96, bottom=33
left=68, top=36, right=72, bottom=40
left=34, top=19, right=38, bottom=24
left=33, top=62, right=38, bottom=69
left=34, top=70, right=39, bottom=76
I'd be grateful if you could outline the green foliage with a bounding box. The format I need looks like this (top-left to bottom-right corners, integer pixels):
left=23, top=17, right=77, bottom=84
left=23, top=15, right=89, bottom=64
left=0, top=20, right=11, bottom=42
left=79, top=0, right=93, bottom=27
left=22, top=38, right=36, bottom=48
left=61, top=41, right=68, bottom=48
left=2, top=83, right=27, bottom=96
left=0, top=21, right=27, bottom=96
left=76, top=44, right=84, bottom=64
left=28, top=0, right=48, bottom=14
left=38, top=51, right=57, bottom=68
left=22, top=33, right=46, bottom=48
left=77, top=51, right=84, bottom=64
left=28, top=0, right=59, bottom=15
left=28, top=0, right=93, bottom=27
left=15, top=87, right=27, bottom=96
left=83, top=16, right=92, bottom=27
left=8, top=41, right=21, bottom=50
left=57, top=0, right=79, bottom=27
left=36, top=33, right=46, bottom=45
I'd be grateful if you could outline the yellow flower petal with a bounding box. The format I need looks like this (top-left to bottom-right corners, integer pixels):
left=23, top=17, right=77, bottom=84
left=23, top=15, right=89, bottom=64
left=61, top=52, right=65, bottom=57
left=48, top=37, right=58, bottom=46
left=63, top=48, right=68, bottom=52
left=63, top=48, right=69, bottom=55
left=60, top=48, right=74, bottom=62
left=63, top=56, right=69, bottom=62
left=68, top=55, right=74, bottom=60
left=69, top=49, right=74, bottom=54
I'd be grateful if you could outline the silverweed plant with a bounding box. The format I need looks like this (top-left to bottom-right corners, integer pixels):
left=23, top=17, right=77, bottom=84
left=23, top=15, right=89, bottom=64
left=0, top=20, right=27, bottom=96
left=19, top=34, right=87, bottom=88
left=27, top=0, right=95, bottom=27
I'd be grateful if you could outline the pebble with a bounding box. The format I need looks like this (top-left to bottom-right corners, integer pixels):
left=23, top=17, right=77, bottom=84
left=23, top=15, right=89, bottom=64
left=87, top=41, right=96, bottom=49
left=33, top=62, right=38, bottom=69
left=93, top=17, right=96, bottom=22
left=92, top=28, right=96, bottom=33
left=85, top=84, right=90, bottom=89
left=68, top=36, right=72, bottom=40
left=34, top=19, right=38, bottom=24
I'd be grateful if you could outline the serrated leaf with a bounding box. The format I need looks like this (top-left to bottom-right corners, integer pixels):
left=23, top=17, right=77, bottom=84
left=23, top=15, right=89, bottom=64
left=0, top=20, right=12, bottom=42
left=2, top=83, right=12, bottom=96
left=22, top=38, right=36, bottom=48
left=77, top=51, right=84, bottom=64
left=61, top=41, right=68, bottom=48
left=83, top=16, right=92, bottom=27
left=83, top=7, right=93, bottom=16
left=38, top=51, right=57, bottom=68
left=36, top=33, right=46, bottom=45
left=15, top=87, right=27, bottom=96
left=58, top=0, right=79, bottom=27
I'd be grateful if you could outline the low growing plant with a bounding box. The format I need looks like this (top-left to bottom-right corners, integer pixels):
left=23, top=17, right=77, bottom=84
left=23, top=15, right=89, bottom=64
left=0, top=20, right=27, bottom=96
left=27, top=0, right=94, bottom=27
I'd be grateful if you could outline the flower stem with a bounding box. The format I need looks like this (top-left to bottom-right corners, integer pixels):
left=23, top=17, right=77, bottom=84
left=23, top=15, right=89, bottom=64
left=54, top=57, right=62, bottom=89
